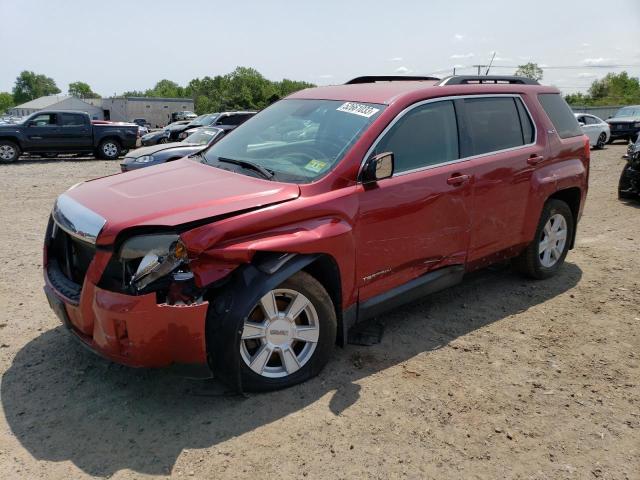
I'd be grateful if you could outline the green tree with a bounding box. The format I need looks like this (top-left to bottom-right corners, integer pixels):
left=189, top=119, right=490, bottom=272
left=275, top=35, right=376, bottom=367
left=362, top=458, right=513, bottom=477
left=145, top=79, right=184, bottom=98
left=565, top=72, right=640, bottom=106
left=0, top=92, right=14, bottom=114
left=12, top=71, right=60, bottom=104
left=515, top=62, right=544, bottom=81
left=68, top=81, right=101, bottom=99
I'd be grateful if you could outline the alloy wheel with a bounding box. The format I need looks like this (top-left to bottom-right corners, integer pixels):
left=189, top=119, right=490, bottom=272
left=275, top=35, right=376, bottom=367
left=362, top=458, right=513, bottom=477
left=103, top=142, right=118, bottom=157
left=240, top=288, right=320, bottom=378
left=596, top=132, right=606, bottom=149
left=538, top=213, right=568, bottom=268
left=0, top=145, right=16, bottom=161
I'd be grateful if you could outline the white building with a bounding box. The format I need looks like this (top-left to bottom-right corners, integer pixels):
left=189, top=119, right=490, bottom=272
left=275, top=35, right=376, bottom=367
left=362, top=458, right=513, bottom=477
left=8, top=95, right=104, bottom=119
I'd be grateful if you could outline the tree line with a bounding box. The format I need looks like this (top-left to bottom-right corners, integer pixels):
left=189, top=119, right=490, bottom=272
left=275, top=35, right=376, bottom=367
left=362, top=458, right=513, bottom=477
left=2, top=66, right=639, bottom=115
left=0, top=67, right=314, bottom=115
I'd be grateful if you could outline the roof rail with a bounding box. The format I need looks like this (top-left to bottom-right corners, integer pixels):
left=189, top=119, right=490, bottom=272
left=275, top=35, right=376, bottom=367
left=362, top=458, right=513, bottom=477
left=345, top=75, right=440, bottom=84
left=438, top=75, right=539, bottom=86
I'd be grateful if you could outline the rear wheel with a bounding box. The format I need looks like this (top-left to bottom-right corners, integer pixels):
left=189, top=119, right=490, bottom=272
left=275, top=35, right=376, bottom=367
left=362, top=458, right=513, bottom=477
left=0, top=141, right=20, bottom=162
left=97, top=139, right=121, bottom=160
left=596, top=132, right=607, bottom=149
left=239, top=271, right=336, bottom=391
left=618, top=164, right=637, bottom=200
left=513, top=199, right=574, bottom=279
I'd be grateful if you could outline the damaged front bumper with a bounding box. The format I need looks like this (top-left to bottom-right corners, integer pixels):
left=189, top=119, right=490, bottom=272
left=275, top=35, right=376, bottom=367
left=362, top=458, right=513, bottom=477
left=44, top=262, right=211, bottom=374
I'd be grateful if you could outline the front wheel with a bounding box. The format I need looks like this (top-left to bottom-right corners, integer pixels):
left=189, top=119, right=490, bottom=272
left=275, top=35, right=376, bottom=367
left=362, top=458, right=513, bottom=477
left=238, top=271, right=336, bottom=391
left=596, top=132, right=607, bottom=149
left=0, top=141, right=20, bottom=162
left=97, top=139, right=121, bottom=160
left=513, top=199, right=574, bottom=279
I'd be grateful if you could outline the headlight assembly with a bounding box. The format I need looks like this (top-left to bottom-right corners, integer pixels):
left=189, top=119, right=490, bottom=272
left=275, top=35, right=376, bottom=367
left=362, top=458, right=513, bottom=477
left=135, top=155, right=155, bottom=163
left=119, top=234, right=189, bottom=290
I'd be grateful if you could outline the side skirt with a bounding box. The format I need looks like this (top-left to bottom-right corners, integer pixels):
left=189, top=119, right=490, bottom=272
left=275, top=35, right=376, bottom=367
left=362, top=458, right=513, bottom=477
left=356, top=265, right=465, bottom=324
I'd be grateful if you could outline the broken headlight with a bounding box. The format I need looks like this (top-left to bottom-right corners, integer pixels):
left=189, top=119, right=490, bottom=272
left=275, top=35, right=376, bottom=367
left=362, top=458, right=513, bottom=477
left=119, top=234, right=189, bottom=290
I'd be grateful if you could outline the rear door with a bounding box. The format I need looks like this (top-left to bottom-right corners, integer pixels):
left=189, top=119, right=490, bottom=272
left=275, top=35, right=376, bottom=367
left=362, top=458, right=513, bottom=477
left=59, top=113, right=92, bottom=150
left=355, top=99, right=473, bottom=302
left=457, top=95, right=542, bottom=267
left=22, top=113, right=61, bottom=151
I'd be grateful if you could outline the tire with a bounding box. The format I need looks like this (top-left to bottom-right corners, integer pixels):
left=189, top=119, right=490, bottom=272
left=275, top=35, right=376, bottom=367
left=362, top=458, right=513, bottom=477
left=97, top=139, right=121, bottom=160
left=618, top=164, right=637, bottom=200
left=513, top=199, right=574, bottom=279
left=595, top=132, right=607, bottom=149
left=158, top=137, right=168, bottom=144
left=0, top=141, right=20, bottom=162
left=238, top=271, right=336, bottom=392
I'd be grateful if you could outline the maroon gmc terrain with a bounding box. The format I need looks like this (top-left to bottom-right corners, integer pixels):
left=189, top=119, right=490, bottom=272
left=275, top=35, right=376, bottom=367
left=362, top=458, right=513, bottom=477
left=43, top=75, right=590, bottom=391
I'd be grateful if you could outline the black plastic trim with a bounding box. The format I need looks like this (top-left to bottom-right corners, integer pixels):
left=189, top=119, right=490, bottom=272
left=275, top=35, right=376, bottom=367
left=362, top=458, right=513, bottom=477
left=357, top=265, right=465, bottom=322
left=439, top=75, right=539, bottom=86
left=346, top=75, right=440, bottom=84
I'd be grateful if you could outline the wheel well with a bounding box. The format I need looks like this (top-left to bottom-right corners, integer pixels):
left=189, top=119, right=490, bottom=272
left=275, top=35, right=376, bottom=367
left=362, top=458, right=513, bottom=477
left=0, top=137, right=22, bottom=149
left=100, top=137, right=121, bottom=146
left=302, top=255, right=344, bottom=346
left=548, top=187, right=581, bottom=248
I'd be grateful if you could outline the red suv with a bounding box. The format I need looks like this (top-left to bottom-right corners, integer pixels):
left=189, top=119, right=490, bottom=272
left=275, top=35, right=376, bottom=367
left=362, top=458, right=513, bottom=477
left=44, top=75, right=589, bottom=391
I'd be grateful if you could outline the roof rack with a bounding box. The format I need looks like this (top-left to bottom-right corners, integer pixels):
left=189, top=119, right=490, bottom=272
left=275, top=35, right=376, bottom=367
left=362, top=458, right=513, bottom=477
left=438, top=75, right=539, bottom=86
left=345, top=75, right=440, bottom=84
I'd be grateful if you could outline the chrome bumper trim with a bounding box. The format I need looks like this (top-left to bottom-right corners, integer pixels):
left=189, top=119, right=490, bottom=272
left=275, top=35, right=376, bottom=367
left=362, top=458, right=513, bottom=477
left=52, top=193, right=106, bottom=244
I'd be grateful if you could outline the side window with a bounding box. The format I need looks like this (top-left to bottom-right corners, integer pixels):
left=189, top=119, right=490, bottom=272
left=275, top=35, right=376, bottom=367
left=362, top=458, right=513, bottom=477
left=584, top=116, right=598, bottom=125
left=60, top=113, right=85, bottom=127
left=219, top=115, right=244, bottom=126
left=374, top=100, right=459, bottom=173
left=463, top=97, right=525, bottom=155
left=515, top=98, right=535, bottom=143
left=30, top=113, right=57, bottom=126
left=537, top=93, right=583, bottom=139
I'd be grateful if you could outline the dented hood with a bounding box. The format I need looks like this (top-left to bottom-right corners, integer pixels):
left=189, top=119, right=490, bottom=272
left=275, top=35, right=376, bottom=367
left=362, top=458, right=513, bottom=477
left=65, top=158, right=300, bottom=245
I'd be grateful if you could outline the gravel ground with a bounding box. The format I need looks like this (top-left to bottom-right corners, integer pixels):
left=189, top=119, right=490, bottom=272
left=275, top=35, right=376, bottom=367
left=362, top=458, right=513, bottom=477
left=0, top=145, right=638, bottom=479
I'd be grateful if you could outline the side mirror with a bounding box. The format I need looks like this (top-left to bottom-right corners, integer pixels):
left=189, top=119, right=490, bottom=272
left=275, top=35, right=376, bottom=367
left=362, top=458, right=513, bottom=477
left=607, top=115, right=612, bottom=119
left=578, top=122, right=585, bottom=127
left=27, top=121, right=36, bottom=127
left=361, top=152, right=394, bottom=184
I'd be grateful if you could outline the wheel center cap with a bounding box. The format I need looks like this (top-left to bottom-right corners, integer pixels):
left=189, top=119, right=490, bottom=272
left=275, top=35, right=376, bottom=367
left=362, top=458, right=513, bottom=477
left=266, top=319, right=293, bottom=346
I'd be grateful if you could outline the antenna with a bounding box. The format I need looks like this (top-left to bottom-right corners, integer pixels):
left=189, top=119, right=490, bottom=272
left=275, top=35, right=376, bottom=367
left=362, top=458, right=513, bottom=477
left=485, top=52, right=497, bottom=75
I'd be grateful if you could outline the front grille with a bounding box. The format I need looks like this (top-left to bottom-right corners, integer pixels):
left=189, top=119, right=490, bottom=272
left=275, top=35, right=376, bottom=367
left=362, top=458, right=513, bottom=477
left=47, top=218, right=96, bottom=288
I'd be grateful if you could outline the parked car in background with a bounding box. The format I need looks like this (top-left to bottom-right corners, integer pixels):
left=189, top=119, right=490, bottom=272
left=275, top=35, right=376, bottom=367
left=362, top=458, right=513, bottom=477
left=619, top=136, right=640, bottom=200
left=44, top=75, right=589, bottom=391
left=120, top=126, right=227, bottom=171
left=171, top=111, right=197, bottom=122
left=606, top=105, right=640, bottom=143
left=169, top=111, right=257, bottom=141
left=575, top=113, right=610, bottom=149
left=0, top=110, right=138, bottom=161
left=140, top=121, right=191, bottom=146
left=132, top=118, right=151, bottom=128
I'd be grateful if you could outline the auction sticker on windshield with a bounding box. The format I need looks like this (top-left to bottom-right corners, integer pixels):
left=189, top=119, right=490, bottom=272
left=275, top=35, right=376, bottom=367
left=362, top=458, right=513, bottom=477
left=336, top=102, right=380, bottom=118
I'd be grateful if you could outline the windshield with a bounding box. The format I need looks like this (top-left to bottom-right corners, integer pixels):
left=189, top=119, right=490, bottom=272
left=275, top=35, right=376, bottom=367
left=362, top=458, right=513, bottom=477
left=615, top=107, right=640, bottom=117
left=202, top=99, right=384, bottom=183
left=183, top=128, right=222, bottom=145
left=187, top=113, right=218, bottom=128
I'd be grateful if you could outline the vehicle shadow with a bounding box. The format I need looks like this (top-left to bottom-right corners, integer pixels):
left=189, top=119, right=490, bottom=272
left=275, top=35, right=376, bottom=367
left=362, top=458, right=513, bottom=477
left=1, top=262, right=582, bottom=476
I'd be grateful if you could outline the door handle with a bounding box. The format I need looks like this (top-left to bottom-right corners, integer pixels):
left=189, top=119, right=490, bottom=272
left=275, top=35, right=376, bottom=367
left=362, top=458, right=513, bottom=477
left=527, top=154, right=545, bottom=165
left=446, top=173, right=470, bottom=186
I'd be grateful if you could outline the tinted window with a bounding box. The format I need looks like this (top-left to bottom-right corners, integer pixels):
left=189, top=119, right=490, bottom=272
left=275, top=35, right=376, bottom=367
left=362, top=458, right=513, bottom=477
left=218, top=114, right=247, bottom=126
left=584, top=115, right=599, bottom=125
left=515, top=98, right=535, bottom=143
left=464, top=97, right=525, bottom=155
left=538, top=93, right=583, bottom=139
left=30, top=113, right=57, bottom=126
left=374, top=100, right=459, bottom=173
left=60, top=113, right=85, bottom=127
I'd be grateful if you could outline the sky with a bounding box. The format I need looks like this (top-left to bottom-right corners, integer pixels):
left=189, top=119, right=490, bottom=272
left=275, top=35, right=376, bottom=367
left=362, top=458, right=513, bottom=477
left=1, top=0, right=639, bottom=98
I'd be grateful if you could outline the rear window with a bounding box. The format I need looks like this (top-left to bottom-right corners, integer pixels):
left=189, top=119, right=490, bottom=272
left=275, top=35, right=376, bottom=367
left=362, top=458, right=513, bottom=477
left=538, top=93, right=583, bottom=139
left=463, top=97, right=530, bottom=155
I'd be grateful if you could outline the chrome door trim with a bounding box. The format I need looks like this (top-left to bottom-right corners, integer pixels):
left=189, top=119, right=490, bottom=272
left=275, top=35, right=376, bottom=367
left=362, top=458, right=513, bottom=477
left=358, top=93, right=538, bottom=180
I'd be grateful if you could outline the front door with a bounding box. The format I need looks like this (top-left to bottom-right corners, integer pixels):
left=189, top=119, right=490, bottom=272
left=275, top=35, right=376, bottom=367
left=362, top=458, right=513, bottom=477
left=23, top=112, right=61, bottom=151
left=355, top=99, right=473, bottom=302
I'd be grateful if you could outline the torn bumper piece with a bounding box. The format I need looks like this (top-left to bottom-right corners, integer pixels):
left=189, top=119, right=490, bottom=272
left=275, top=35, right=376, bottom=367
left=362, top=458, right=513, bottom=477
left=44, top=274, right=210, bottom=372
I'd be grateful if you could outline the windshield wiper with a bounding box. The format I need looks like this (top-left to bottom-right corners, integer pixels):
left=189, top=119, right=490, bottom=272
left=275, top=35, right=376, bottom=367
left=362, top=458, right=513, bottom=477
left=217, top=157, right=274, bottom=180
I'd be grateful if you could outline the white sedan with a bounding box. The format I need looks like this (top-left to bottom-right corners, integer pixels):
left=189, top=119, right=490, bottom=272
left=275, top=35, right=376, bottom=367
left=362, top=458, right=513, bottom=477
left=575, top=113, right=610, bottom=149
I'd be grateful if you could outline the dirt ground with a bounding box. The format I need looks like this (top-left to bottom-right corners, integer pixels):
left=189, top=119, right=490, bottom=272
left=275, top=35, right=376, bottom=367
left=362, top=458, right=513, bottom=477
left=0, top=145, right=638, bottom=480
